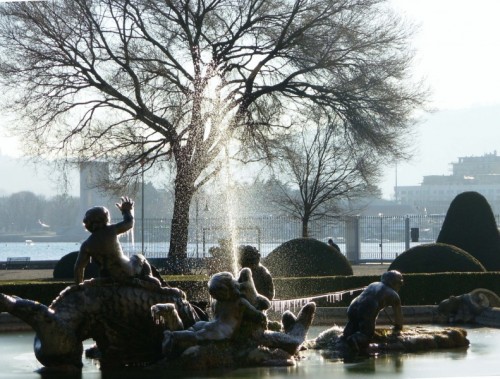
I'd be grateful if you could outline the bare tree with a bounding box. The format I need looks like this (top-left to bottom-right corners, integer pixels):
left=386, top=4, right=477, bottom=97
left=0, top=0, right=426, bottom=262
left=270, top=114, right=381, bottom=237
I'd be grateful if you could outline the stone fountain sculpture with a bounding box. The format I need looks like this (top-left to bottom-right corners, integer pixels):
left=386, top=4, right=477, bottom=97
left=0, top=279, right=200, bottom=368
left=438, top=288, right=500, bottom=323
left=306, top=271, right=470, bottom=359
left=341, top=270, right=404, bottom=353
left=74, top=196, right=164, bottom=286
left=152, top=268, right=315, bottom=369
left=0, top=270, right=315, bottom=370
left=237, top=244, right=275, bottom=301
left=0, top=197, right=316, bottom=370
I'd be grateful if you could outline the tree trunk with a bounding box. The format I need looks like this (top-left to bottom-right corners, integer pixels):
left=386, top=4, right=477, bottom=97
left=301, top=216, right=309, bottom=238
left=168, top=175, right=194, bottom=272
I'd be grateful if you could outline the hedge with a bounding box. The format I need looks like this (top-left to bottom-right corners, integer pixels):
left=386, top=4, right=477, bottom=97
left=388, top=243, right=486, bottom=273
left=437, top=191, right=500, bottom=271
left=264, top=238, right=353, bottom=277
left=2, top=273, right=500, bottom=307
left=0, top=279, right=208, bottom=306
left=272, top=272, right=500, bottom=306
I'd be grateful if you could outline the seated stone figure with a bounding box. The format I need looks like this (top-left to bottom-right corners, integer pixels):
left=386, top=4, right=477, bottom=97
left=237, top=245, right=275, bottom=301
left=74, top=196, right=162, bottom=286
left=161, top=269, right=267, bottom=354
left=342, top=270, right=404, bottom=353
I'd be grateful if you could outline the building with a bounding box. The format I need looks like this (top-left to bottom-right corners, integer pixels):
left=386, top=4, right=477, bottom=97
left=395, top=152, right=500, bottom=214
left=79, top=161, right=115, bottom=221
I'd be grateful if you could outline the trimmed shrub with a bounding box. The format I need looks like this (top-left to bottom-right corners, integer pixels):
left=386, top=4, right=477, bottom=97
left=388, top=243, right=486, bottom=273
left=4, top=273, right=500, bottom=307
left=437, top=191, right=500, bottom=271
left=53, top=251, right=99, bottom=279
left=263, top=238, right=353, bottom=278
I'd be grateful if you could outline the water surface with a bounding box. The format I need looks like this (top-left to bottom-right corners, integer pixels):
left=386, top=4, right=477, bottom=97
left=0, top=326, right=498, bottom=378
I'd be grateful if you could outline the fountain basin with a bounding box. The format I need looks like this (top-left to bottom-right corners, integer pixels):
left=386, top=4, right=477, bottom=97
left=0, top=326, right=499, bottom=378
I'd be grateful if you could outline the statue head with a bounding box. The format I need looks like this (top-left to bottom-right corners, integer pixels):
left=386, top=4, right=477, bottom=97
left=83, top=206, right=110, bottom=232
left=381, top=270, right=404, bottom=291
left=208, top=271, right=240, bottom=301
left=238, top=245, right=261, bottom=268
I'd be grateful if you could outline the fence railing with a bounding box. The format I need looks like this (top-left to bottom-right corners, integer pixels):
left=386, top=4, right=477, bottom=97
left=121, top=214, right=459, bottom=263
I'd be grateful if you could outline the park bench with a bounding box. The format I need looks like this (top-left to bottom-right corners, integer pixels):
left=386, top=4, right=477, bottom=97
left=6, top=257, right=31, bottom=270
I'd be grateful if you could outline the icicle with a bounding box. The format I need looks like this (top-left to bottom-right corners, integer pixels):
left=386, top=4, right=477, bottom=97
left=270, top=287, right=366, bottom=313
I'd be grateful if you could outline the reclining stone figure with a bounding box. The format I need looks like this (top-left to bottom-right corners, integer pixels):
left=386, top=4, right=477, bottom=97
left=159, top=269, right=268, bottom=354
left=152, top=268, right=316, bottom=368
left=438, top=288, right=500, bottom=323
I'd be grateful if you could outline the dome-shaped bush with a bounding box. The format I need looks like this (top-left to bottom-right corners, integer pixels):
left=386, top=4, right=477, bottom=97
left=53, top=251, right=100, bottom=279
left=388, top=243, right=486, bottom=273
left=436, top=191, right=500, bottom=271
left=263, top=238, right=353, bottom=277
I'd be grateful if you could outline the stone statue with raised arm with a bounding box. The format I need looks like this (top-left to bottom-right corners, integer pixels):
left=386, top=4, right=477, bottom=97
left=74, top=196, right=162, bottom=286
left=342, top=270, right=404, bottom=353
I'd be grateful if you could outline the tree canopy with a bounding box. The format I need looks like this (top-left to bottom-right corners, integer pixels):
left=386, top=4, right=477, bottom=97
left=0, top=0, right=427, bottom=260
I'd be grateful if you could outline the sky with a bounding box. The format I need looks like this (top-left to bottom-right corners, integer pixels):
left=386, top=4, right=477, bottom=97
left=380, top=0, right=500, bottom=198
left=1, top=0, right=500, bottom=198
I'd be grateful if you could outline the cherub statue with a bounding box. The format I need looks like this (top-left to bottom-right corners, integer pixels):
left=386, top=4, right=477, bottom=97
left=160, top=269, right=267, bottom=354
left=153, top=268, right=315, bottom=362
left=74, top=196, right=162, bottom=286
left=237, top=245, right=275, bottom=301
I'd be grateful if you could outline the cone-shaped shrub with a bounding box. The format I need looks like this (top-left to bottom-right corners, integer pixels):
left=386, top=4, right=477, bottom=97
left=263, top=238, right=353, bottom=277
left=388, top=243, right=486, bottom=273
left=436, top=191, right=500, bottom=271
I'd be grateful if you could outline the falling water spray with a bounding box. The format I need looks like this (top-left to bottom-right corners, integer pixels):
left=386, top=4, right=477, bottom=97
left=222, top=147, right=240, bottom=276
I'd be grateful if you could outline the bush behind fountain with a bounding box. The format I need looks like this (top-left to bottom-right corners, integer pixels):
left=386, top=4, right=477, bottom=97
left=264, top=238, right=353, bottom=278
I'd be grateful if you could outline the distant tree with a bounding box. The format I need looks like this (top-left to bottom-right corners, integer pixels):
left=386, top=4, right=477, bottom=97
left=0, top=0, right=426, bottom=262
left=134, top=181, right=174, bottom=220
left=270, top=114, right=380, bottom=237
left=5, top=191, right=44, bottom=232
left=44, top=194, right=80, bottom=230
left=0, top=196, right=11, bottom=233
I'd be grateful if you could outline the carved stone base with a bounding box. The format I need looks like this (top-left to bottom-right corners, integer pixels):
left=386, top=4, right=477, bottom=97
left=306, top=325, right=469, bottom=359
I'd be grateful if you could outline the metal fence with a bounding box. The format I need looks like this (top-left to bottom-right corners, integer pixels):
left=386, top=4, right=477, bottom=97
left=122, top=214, right=466, bottom=263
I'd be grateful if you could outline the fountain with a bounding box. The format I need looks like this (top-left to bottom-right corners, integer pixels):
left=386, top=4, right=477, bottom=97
left=0, top=264, right=476, bottom=374
left=0, top=196, right=496, bottom=377
left=0, top=196, right=317, bottom=370
left=0, top=269, right=316, bottom=370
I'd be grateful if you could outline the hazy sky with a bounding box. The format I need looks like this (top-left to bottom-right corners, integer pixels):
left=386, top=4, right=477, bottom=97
left=1, top=0, right=500, bottom=198
left=380, top=0, right=500, bottom=198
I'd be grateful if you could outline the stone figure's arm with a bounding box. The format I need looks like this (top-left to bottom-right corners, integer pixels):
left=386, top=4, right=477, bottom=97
left=262, top=269, right=275, bottom=299
left=74, top=246, right=91, bottom=284
left=241, top=297, right=267, bottom=326
left=114, top=197, right=134, bottom=234
left=391, top=294, right=404, bottom=331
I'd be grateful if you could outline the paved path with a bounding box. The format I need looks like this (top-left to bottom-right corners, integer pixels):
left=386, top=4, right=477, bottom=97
left=0, top=269, right=54, bottom=281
